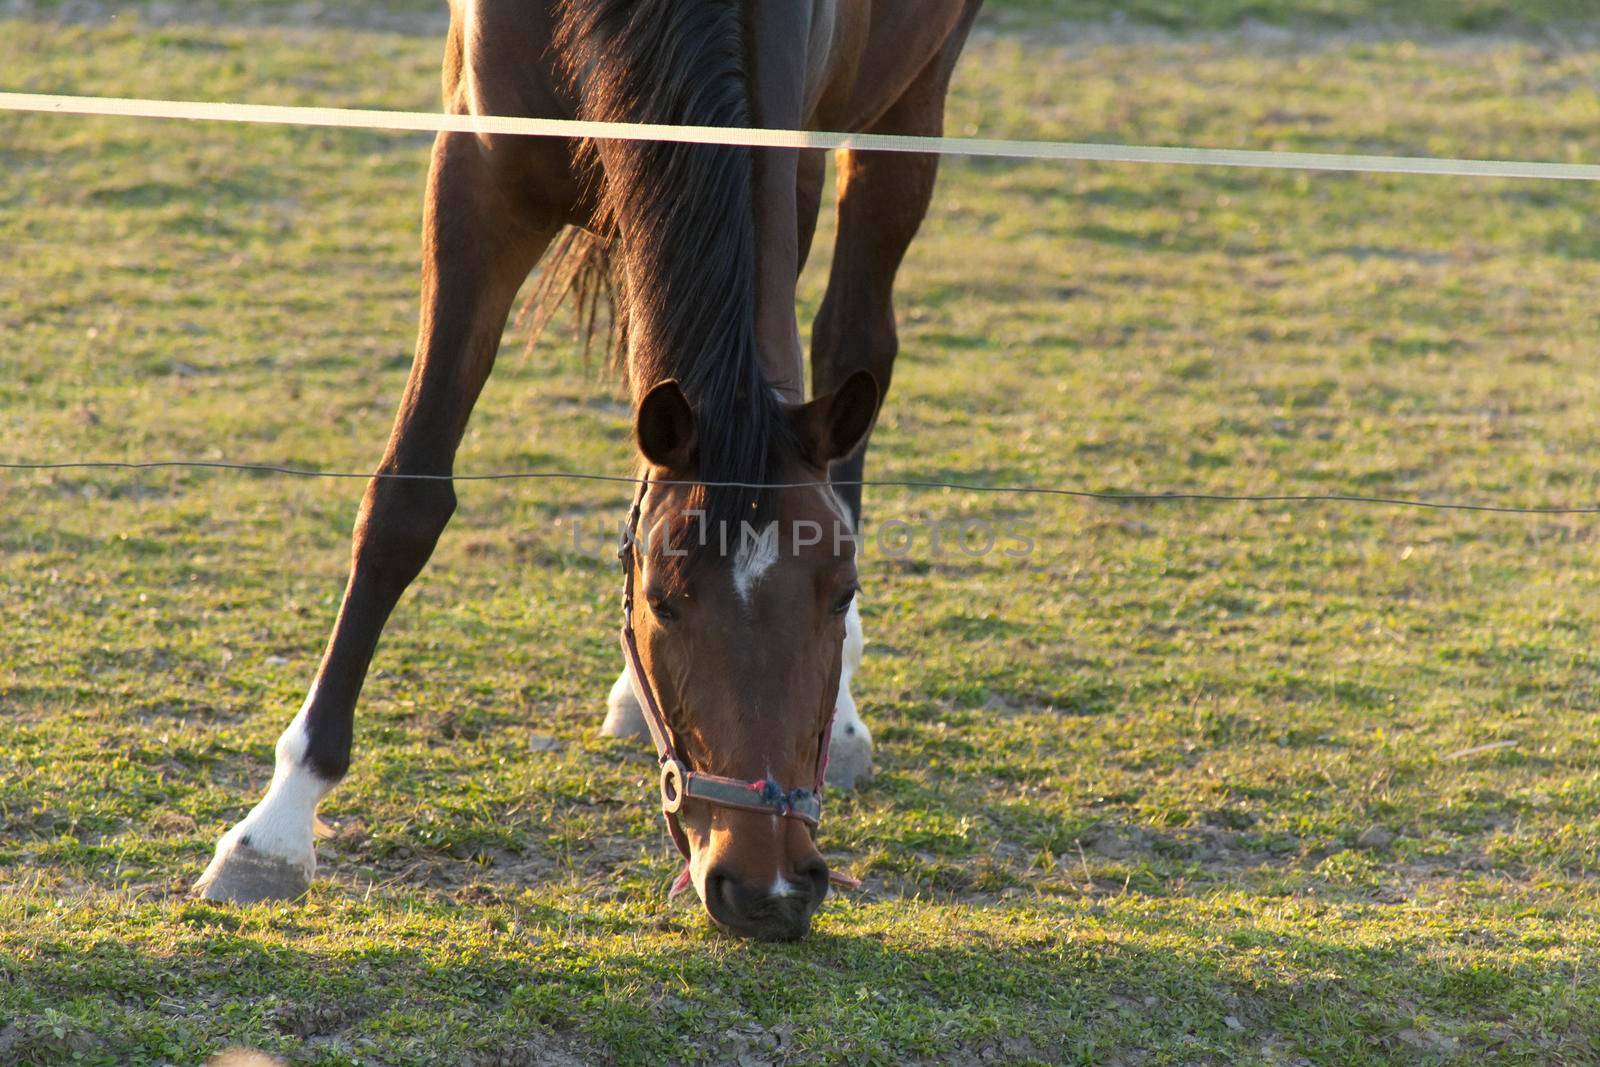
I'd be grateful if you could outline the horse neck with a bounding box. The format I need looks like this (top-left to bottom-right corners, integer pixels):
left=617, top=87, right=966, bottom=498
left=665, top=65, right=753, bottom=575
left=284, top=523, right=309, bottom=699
left=559, top=0, right=802, bottom=531
left=745, top=2, right=819, bottom=405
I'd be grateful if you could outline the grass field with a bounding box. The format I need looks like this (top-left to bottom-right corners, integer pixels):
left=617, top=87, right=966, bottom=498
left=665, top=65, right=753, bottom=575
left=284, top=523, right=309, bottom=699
left=6, top=4, right=1600, bottom=1065
left=3, top=0, right=1599, bottom=32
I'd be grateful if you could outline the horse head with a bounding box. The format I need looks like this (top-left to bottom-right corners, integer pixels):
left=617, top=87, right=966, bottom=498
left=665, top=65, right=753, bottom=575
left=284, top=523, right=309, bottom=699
left=623, top=371, right=879, bottom=940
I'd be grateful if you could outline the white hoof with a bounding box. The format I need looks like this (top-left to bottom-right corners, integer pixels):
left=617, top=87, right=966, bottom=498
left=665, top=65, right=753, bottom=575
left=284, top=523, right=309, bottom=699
left=601, top=668, right=651, bottom=740
left=826, top=711, right=873, bottom=792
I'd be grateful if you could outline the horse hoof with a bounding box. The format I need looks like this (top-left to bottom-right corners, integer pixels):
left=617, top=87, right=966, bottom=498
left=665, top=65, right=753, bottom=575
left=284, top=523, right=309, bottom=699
left=193, top=838, right=312, bottom=904
left=600, top=669, right=651, bottom=740
left=825, top=727, right=873, bottom=792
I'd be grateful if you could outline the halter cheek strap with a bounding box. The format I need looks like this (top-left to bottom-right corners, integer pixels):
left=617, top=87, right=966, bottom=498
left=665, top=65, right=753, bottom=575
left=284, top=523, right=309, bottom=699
left=617, top=477, right=858, bottom=893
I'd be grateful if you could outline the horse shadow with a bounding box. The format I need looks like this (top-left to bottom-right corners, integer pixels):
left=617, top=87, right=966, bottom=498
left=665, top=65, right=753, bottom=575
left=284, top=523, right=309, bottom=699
left=0, top=896, right=1562, bottom=1066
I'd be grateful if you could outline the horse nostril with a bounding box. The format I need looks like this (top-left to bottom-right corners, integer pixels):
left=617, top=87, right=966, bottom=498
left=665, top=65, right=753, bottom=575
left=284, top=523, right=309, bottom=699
left=796, top=858, right=829, bottom=901
left=705, top=867, right=742, bottom=922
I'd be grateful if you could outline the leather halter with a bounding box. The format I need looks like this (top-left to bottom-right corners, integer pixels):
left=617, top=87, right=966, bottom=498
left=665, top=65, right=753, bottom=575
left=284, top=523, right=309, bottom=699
left=618, top=476, right=836, bottom=867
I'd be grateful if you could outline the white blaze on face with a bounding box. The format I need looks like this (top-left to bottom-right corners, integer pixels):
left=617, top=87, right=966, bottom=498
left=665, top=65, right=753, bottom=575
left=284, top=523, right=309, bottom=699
left=732, top=521, right=780, bottom=606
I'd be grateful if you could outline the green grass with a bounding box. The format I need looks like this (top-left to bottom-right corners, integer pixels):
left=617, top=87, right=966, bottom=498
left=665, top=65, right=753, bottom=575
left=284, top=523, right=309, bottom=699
left=989, top=0, right=1596, bottom=32
left=5, top=0, right=1598, bottom=33
left=6, top=9, right=1600, bottom=1067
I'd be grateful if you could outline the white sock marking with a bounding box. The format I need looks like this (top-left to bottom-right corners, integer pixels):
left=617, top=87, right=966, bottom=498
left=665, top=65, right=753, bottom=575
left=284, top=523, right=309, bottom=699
left=834, top=599, right=868, bottom=737
left=214, top=687, right=331, bottom=873
left=601, top=665, right=650, bottom=739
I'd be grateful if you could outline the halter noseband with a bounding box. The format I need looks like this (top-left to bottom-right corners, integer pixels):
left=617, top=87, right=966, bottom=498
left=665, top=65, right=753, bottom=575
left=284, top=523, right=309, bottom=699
left=618, top=477, right=847, bottom=889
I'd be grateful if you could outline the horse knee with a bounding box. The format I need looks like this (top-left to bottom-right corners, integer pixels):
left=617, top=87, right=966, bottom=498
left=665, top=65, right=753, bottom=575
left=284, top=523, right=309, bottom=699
left=814, top=304, right=899, bottom=399
left=351, top=477, right=457, bottom=586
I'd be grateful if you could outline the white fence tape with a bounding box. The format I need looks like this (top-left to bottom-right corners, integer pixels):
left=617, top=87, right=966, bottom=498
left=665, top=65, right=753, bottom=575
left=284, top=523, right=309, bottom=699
left=3, top=91, right=1599, bottom=181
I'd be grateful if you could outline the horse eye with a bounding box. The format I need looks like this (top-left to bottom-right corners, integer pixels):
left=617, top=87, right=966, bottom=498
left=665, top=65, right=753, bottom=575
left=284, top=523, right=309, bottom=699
left=648, top=595, right=676, bottom=623
left=830, top=586, right=858, bottom=616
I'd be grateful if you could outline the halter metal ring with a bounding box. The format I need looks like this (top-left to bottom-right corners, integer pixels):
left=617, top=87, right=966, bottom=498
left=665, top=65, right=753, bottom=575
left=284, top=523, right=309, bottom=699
left=659, top=758, right=688, bottom=815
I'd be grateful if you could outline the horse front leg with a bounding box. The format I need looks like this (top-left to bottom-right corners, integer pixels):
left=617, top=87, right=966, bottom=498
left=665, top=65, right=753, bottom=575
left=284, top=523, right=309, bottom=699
left=195, top=131, right=560, bottom=902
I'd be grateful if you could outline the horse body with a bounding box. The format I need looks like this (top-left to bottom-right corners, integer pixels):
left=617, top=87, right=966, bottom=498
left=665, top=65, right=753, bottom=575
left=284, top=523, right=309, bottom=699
left=197, top=0, right=981, bottom=941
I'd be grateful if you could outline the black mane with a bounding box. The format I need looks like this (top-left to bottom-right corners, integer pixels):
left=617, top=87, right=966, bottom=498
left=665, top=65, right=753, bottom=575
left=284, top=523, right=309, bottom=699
left=556, top=0, right=795, bottom=568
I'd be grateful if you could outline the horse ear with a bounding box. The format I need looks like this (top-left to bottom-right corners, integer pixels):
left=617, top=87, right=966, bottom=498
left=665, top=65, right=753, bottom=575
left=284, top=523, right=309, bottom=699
left=794, top=370, right=880, bottom=467
left=636, top=379, right=697, bottom=471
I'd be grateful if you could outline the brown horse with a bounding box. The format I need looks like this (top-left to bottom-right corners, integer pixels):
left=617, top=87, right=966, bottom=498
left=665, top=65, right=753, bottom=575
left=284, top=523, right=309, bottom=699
left=196, top=0, right=982, bottom=941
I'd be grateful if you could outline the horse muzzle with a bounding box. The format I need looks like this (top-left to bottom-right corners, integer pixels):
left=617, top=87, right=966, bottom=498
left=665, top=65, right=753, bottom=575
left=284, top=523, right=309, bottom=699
left=702, top=856, right=830, bottom=942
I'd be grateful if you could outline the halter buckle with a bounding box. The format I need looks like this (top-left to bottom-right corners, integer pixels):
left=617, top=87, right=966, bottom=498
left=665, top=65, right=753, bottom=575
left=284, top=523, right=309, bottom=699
left=659, top=758, right=688, bottom=815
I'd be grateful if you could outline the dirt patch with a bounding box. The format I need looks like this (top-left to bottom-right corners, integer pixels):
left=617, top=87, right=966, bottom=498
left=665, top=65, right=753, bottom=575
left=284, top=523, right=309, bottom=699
left=268, top=1000, right=370, bottom=1041
left=462, top=1034, right=596, bottom=1067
